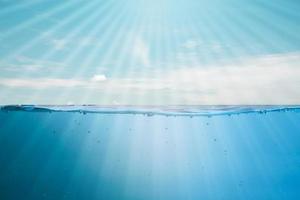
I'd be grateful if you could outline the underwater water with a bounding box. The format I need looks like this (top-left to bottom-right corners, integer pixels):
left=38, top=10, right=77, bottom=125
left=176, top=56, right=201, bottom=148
left=0, top=105, right=300, bottom=200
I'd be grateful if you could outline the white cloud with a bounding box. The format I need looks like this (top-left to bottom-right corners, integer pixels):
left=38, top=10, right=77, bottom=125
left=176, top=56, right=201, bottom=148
left=48, top=36, right=101, bottom=50
left=1, top=52, right=300, bottom=104
left=182, top=39, right=202, bottom=49
left=132, top=37, right=150, bottom=66
left=0, top=78, right=86, bottom=89
left=181, top=38, right=223, bottom=53
left=51, top=39, right=67, bottom=50
left=210, top=42, right=222, bottom=52
left=78, top=37, right=99, bottom=47
left=0, top=56, right=66, bottom=73
left=67, top=101, right=74, bottom=105
left=0, top=74, right=107, bottom=89
left=91, top=74, right=107, bottom=82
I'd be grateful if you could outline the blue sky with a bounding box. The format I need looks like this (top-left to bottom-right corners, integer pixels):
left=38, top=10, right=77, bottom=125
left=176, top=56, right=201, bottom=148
left=0, top=0, right=300, bottom=105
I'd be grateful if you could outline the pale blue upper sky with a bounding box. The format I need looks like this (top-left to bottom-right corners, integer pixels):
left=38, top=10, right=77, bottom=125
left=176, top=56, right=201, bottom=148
left=0, top=0, right=300, bottom=105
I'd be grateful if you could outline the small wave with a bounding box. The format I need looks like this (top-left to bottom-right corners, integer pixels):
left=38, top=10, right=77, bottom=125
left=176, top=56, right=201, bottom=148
left=1, top=105, right=300, bottom=117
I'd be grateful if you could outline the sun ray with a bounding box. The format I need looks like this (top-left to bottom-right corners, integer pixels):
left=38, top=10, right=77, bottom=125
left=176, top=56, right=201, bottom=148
left=30, top=0, right=116, bottom=104
left=0, top=0, right=101, bottom=103
left=0, top=1, right=84, bottom=46
left=78, top=0, right=140, bottom=105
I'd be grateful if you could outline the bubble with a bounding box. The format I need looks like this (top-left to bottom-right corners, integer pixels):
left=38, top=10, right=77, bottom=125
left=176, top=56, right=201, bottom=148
left=146, top=113, right=154, bottom=117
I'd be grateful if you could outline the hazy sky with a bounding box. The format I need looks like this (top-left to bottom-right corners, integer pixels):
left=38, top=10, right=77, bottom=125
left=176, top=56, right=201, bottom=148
left=0, top=0, right=300, bottom=105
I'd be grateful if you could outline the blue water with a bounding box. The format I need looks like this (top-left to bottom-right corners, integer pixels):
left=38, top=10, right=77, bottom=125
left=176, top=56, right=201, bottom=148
left=0, top=105, right=300, bottom=199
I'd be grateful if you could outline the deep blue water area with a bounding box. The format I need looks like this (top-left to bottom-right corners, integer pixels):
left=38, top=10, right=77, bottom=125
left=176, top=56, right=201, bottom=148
left=0, top=106, right=300, bottom=199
